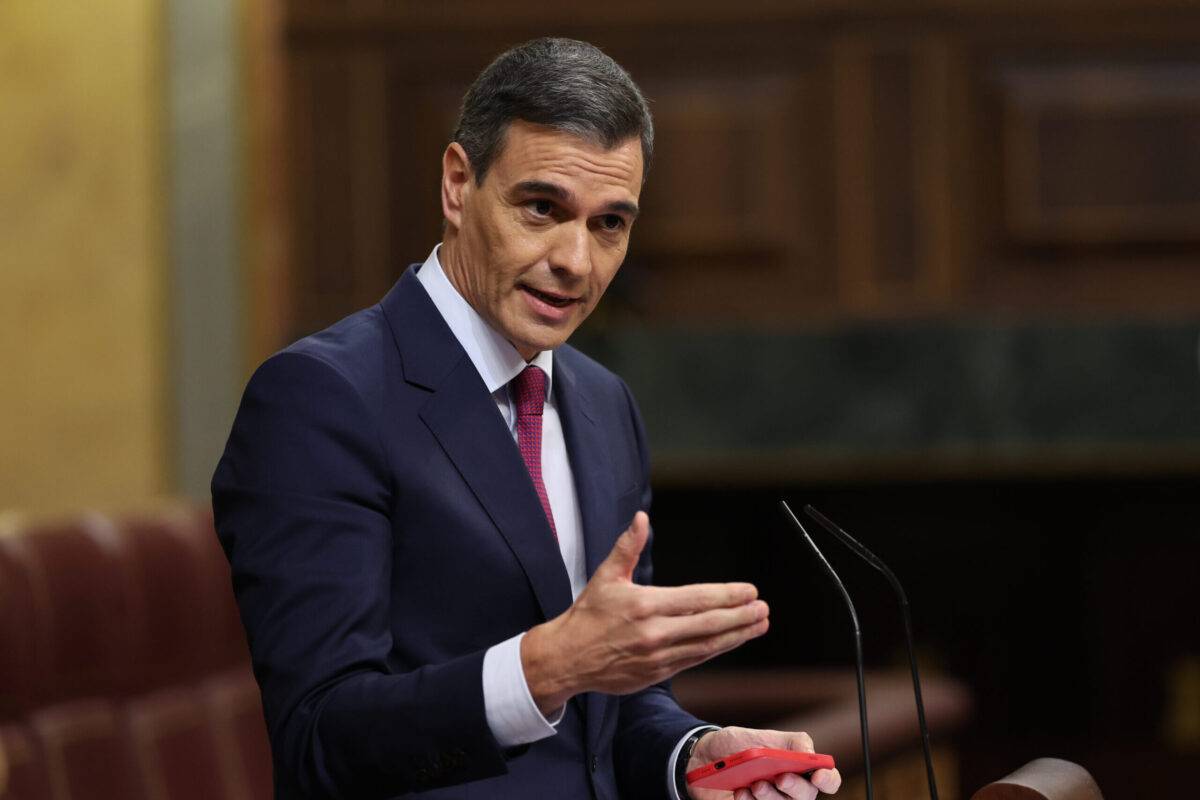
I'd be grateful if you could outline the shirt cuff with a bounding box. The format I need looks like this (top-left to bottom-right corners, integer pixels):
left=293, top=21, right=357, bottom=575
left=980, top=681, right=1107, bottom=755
left=667, top=725, right=721, bottom=800
left=482, top=632, right=563, bottom=748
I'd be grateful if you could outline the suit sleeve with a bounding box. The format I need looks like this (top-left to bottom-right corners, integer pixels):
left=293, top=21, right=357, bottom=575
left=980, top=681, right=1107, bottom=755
left=611, top=379, right=715, bottom=799
left=211, top=351, right=508, bottom=799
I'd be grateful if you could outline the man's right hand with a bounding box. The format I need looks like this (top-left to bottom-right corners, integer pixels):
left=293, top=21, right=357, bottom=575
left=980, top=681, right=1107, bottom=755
left=520, top=511, right=770, bottom=716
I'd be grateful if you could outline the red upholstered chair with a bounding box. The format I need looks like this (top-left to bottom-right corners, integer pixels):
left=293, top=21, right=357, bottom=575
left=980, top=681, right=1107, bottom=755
left=188, top=505, right=252, bottom=672
left=125, top=688, right=236, bottom=800
left=202, top=669, right=274, bottom=800
left=121, top=512, right=221, bottom=688
left=116, top=508, right=270, bottom=800
left=0, top=532, right=42, bottom=719
left=1, top=515, right=141, bottom=708
left=29, top=699, right=143, bottom=800
left=0, top=508, right=271, bottom=800
left=0, top=517, right=136, bottom=800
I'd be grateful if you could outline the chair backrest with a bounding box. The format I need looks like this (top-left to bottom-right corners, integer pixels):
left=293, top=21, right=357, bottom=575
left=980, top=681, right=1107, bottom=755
left=0, top=506, right=271, bottom=800
left=970, top=758, right=1103, bottom=800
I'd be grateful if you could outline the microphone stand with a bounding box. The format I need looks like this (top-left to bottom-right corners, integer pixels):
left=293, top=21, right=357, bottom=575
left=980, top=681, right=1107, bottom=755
left=779, top=501, right=873, bottom=800
left=804, top=505, right=940, bottom=800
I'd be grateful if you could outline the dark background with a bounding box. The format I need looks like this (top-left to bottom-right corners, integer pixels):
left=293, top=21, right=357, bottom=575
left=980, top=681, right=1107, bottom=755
left=649, top=475, right=1200, bottom=797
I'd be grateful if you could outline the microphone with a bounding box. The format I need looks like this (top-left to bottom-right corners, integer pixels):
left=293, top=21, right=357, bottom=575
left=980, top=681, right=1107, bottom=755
left=778, top=501, right=874, bottom=800
left=803, top=504, right=940, bottom=800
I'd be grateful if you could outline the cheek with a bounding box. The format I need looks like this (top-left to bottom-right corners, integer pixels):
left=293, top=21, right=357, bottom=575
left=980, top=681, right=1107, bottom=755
left=475, top=220, right=528, bottom=292
left=486, top=217, right=545, bottom=284
left=591, top=246, right=627, bottom=291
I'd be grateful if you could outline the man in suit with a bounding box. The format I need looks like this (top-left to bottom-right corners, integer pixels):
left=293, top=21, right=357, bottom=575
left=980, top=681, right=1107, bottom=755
left=212, top=37, right=842, bottom=800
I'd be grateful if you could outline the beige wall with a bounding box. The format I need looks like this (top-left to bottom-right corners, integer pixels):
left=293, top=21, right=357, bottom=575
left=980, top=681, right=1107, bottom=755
left=0, top=3, right=168, bottom=514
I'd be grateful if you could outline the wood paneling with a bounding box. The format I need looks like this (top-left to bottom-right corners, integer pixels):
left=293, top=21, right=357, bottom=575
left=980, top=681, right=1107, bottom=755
left=974, top=50, right=1200, bottom=313
left=262, top=1, right=1200, bottom=342
left=998, top=63, right=1200, bottom=244
left=629, top=71, right=828, bottom=324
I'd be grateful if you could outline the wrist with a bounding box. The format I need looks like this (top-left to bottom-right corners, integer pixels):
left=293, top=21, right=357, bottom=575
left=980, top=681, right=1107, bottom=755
left=675, top=727, right=719, bottom=798
left=520, top=619, right=575, bottom=716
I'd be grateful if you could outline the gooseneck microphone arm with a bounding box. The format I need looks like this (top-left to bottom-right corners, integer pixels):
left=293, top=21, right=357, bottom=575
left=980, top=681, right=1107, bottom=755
left=803, top=505, right=939, bottom=800
left=778, top=501, right=873, bottom=800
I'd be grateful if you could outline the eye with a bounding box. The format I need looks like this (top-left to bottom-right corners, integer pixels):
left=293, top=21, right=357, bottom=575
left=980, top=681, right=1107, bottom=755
left=599, top=214, right=625, bottom=232
left=529, top=199, right=554, bottom=217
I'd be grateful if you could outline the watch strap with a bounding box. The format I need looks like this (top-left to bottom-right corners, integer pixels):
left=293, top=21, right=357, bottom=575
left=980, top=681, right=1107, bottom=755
left=674, top=726, right=720, bottom=798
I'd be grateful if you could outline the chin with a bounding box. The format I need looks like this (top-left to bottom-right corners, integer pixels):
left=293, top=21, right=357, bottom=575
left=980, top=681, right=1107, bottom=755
left=522, top=337, right=565, bottom=356
left=510, top=321, right=578, bottom=355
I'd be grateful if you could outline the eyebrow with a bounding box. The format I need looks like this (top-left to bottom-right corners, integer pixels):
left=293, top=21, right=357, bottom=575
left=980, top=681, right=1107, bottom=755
left=514, top=180, right=640, bottom=219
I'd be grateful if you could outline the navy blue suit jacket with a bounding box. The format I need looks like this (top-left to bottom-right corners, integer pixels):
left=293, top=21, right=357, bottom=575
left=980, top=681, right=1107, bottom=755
left=212, top=266, right=708, bottom=799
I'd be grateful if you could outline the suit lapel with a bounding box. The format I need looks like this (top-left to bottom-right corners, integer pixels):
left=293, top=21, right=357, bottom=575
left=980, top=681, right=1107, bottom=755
left=555, top=358, right=622, bottom=581
left=382, top=268, right=573, bottom=623
left=555, top=354, right=619, bottom=753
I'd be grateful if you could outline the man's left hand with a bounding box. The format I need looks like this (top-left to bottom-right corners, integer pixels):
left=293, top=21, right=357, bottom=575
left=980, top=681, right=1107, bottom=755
left=686, top=726, right=842, bottom=800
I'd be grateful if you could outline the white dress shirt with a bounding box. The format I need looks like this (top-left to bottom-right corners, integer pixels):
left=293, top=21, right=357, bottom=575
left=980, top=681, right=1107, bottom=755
left=415, top=246, right=708, bottom=799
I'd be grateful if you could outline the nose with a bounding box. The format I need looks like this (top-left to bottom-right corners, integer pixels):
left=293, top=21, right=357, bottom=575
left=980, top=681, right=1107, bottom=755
left=549, top=220, right=592, bottom=278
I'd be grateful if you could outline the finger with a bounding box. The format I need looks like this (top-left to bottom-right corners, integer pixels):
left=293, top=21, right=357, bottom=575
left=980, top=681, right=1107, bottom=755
left=640, top=581, right=760, bottom=615
left=651, top=601, right=769, bottom=643
left=749, top=779, right=787, bottom=799
left=657, top=617, right=771, bottom=675
left=672, top=616, right=770, bottom=663
left=809, top=768, right=841, bottom=794
left=593, top=511, right=649, bottom=581
left=773, top=773, right=817, bottom=800
left=734, top=790, right=754, bottom=800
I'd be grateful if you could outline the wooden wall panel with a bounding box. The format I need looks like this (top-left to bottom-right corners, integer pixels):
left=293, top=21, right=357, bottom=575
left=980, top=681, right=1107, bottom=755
left=973, top=49, right=1200, bottom=313
left=386, top=78, right=472, bottom=279
left=629, top=72, right=830, bottom=325
left=998, top=63, right=1200, bottom=245
left=287, top=51, right=398, bottom=339
left=265, top=1, right=1200, bottom=342
left=833, top=36, right=967, bottom=317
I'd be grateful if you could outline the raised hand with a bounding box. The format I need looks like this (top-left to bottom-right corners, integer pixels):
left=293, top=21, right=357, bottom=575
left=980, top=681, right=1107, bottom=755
left=521, top=512, right=770, bottom=715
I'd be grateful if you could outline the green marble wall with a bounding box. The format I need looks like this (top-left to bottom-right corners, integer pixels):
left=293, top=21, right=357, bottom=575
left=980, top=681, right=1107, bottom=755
left=576, top=321, right=1200, bottom=478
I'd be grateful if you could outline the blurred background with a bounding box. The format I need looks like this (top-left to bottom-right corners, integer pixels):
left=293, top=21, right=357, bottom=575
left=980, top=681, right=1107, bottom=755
left=3, top=1, right=1199, bottom=797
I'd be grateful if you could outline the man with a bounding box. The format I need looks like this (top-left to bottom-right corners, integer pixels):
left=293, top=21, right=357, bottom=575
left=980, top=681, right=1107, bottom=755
left=213, top=37, right=842, bottom=800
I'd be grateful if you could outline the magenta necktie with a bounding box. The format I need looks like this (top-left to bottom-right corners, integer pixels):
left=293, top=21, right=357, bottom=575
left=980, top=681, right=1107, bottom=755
left=511, top=365, right=558, bottom=538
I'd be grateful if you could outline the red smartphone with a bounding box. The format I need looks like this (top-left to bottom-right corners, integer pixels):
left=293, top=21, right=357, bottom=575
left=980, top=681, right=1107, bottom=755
left=686, top=747, right=835, bottom=791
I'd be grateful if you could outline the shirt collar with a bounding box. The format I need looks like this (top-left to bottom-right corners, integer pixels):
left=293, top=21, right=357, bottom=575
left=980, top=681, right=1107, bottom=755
left=415, top=244, right=553, bottom=398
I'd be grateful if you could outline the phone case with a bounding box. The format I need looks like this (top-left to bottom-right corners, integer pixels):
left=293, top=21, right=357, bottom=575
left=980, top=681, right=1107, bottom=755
left=686, top=747, right=836, bottom=791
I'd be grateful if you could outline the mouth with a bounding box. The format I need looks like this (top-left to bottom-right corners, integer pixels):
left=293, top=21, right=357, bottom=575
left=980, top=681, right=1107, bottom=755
left=519, top=285, right=580, bottom=309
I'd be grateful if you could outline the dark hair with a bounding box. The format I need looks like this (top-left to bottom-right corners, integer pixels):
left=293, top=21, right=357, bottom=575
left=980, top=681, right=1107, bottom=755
left=452, top=37, right=653, bottom=184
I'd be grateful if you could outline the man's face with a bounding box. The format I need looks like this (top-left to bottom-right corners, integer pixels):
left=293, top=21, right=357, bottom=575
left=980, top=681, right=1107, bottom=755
left=440, top=120, right=643, bottom=360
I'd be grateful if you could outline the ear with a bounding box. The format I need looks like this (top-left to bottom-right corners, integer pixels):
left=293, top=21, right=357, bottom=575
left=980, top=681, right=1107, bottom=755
left=441, top=142, right=474, bottom=231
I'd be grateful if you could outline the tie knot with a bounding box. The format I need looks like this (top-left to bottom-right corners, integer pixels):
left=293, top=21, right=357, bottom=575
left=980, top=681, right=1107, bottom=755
left=512, top=365, right=548, bottom=418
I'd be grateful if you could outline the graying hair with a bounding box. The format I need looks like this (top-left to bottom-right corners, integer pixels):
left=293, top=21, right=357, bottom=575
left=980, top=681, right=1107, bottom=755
left=452, top=37, right=653, bottom=184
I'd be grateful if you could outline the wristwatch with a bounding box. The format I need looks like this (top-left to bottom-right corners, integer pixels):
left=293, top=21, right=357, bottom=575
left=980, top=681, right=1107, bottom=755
left=674, top=726, right=720, bottom=798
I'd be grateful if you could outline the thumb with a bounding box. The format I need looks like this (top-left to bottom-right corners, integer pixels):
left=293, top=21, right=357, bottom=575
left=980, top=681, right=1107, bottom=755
left=595, top=511, right=649, bottom=582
